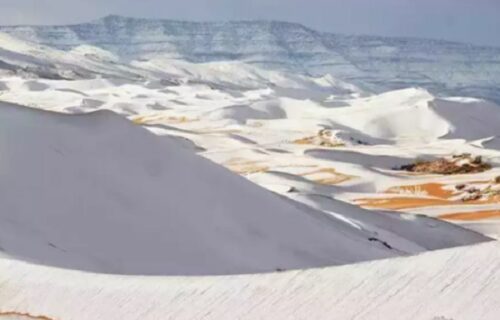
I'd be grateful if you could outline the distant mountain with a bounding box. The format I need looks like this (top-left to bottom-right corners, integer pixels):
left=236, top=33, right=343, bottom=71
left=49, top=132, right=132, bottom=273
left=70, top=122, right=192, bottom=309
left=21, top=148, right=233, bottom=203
left=1, top=15, right=500, bottom=103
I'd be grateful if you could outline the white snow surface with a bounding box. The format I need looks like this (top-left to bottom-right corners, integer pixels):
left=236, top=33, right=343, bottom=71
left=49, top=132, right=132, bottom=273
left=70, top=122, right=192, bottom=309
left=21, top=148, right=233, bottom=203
left=1, top=241, right=500, bottom=319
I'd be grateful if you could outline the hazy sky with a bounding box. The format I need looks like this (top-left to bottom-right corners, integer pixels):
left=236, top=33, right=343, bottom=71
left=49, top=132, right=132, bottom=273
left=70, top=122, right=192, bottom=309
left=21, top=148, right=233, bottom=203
left=1, top=0, right=499, bottom=46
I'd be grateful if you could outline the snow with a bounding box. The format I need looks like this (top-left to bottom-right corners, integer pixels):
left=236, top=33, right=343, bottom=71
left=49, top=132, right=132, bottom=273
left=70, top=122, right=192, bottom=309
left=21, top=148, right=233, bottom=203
left=0, top=20, right=500, bottom=318
left=1, top=241, right=500, bottom=319
left=0, top=55, right=499, bottom=240
left=1, top=15, right=500, bottom=103
left=431, top=98, right=500, bottom=141
left=69, top=45, right=120, bottom=63
left=0, top=102, right=393, bottom=275
left=0, top=100, right=489, bottom=276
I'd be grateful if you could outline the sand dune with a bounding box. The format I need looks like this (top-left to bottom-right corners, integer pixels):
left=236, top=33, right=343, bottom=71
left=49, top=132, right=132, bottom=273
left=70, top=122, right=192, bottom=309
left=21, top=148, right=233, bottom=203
left=0, top=99, right=491, bottom=276
left=0, top=102, right=399, bottom=275
left=2, top=241, right=500, bottom=320
left=0, top=27, right=500, bottom=318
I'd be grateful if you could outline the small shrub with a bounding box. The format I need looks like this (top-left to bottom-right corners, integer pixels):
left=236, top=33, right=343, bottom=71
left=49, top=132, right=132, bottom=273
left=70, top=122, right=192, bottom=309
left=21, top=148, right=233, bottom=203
left=397, top=154, right=491, bottom=175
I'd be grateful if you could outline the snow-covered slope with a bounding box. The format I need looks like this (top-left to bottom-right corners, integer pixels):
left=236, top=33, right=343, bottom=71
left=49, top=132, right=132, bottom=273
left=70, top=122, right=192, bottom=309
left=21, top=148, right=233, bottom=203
left=0, top=32, right=146, bottom=80
left=1, top=15, right=500, bottom=103
left=2, top=241, right=500, bottom=320
left=1, top=52, right=499, bottom=237
left=0, top=18, right=499, bottom=320
left=0, top=18, right=500, bottom=316
left=1, top=101, right=488, bottom=276
left=0, top=101, right=391, bottom=275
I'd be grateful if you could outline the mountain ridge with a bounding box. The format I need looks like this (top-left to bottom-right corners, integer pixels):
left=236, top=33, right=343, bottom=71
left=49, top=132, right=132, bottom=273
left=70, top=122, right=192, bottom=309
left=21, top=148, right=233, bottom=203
left=6, top=15, right=498, bottom=49
left=1, top=15, right=500, bottom=103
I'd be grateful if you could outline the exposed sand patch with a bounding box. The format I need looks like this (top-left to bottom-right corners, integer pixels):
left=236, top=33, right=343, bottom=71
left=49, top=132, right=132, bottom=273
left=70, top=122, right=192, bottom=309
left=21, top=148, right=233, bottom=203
left=356, top=197, right=452, bottom=210
left=0, top=312, right=53, bottom=320
left=131, top=116, right=148, bottom=125
left=357, top=183, right=455, bottom=210
left=299, top=168, right=352, bottom=185
left=359, top=180, right=500, bottom=210
left=132, top=115, right=195, bottom=125
left=164, top=116, right=193, bottom=124
left=386, top=183, right=454, bottom=199
left=357, top=195, right=500, bottom=211
left=224, top=158, right=269, bottom=175
left=440, top=210, right=500, bottom=221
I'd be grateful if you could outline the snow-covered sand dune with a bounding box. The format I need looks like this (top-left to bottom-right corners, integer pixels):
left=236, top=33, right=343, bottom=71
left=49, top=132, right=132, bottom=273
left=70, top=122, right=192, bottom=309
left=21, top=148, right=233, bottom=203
left=1, top=51, right=499, bottom=239
left=0, top=102, right=395, bottom=275
left=0, top=22, right=500, bottom=318
left=0, top=101, right=488, bottom=276
left=1, top=240, right=500, bottom=320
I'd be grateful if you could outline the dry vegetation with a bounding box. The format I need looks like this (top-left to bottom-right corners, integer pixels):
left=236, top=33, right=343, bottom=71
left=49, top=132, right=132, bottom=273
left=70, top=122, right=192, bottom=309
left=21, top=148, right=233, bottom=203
left=357, top=178, right=500, bottom=211
left=397, top=154, right=491, bottom=175
left=457, top=182, right=500, bottom=202
left=294, top=129, right=345, bottom=148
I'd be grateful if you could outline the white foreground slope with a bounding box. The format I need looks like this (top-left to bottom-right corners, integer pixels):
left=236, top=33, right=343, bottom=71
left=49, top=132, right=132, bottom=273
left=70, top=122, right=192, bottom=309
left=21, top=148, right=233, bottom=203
left=1, top=241, right=500, bottom=320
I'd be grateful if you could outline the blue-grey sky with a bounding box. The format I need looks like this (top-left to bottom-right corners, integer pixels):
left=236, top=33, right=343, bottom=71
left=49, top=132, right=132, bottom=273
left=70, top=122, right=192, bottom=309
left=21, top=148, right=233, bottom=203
left=1, top=0, right=500, bottom=46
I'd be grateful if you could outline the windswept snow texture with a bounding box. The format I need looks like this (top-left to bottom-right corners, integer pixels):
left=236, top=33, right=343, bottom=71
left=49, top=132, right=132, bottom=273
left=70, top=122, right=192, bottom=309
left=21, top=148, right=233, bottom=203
left=2, top=241, right=500, bottom=320
left=0, top=15, right=500, bottom=103
left=0, top=101, right=489, bottom=275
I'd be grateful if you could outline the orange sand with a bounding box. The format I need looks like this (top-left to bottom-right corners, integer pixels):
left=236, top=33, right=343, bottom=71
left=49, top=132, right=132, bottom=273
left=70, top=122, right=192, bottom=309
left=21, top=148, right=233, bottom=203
left=386, top=183, right=454, bottom=199
left=356, top=197, right=452, bottom=210
left=440, top=210, right=500, bottom=221
left=358, top=181, right=500, bottom=210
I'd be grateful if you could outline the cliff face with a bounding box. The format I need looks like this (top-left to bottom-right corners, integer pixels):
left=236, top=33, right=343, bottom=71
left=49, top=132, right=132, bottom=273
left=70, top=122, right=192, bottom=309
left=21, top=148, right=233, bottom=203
left=1, top=15, right=500, bottom=103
